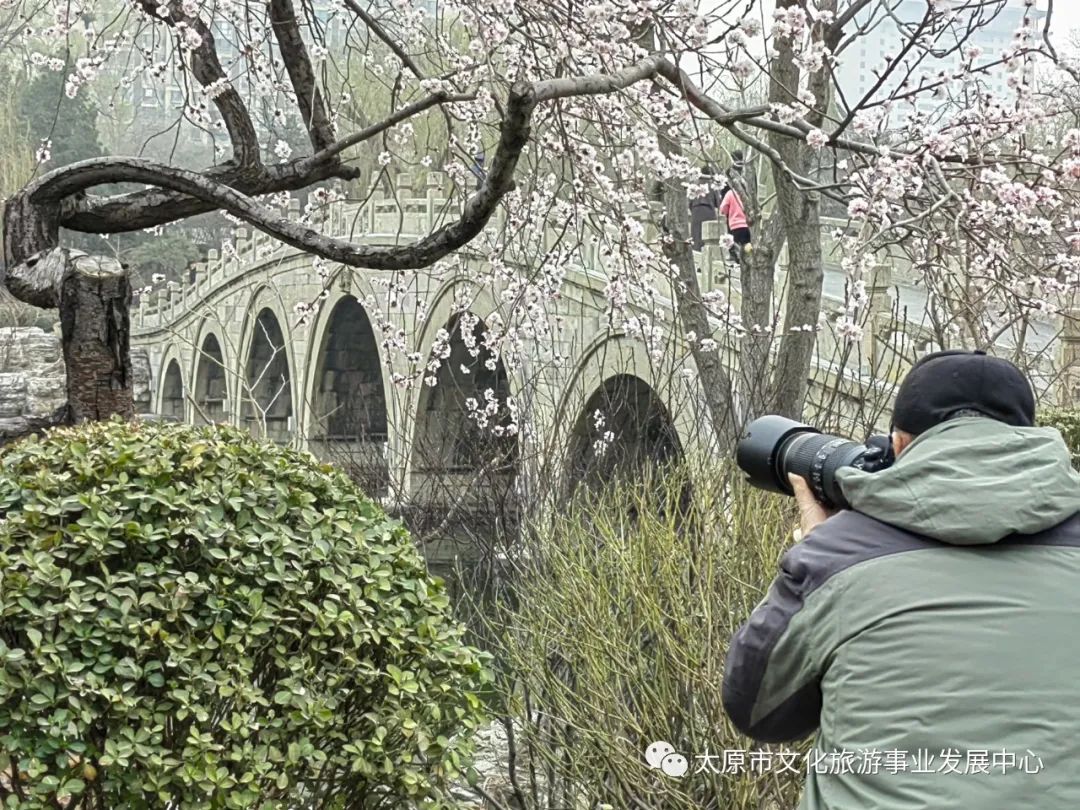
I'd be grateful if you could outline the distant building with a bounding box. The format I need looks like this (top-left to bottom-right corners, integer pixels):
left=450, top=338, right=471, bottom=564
left=833, top=0, right=1046, bottom=125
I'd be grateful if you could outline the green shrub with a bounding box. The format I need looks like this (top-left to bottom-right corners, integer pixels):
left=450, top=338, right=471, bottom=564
left=1037, top=408, right=1080, bottom=467
left=476, top=464, right=805, bottom=810
left=0, top=419, right=491, bottom=809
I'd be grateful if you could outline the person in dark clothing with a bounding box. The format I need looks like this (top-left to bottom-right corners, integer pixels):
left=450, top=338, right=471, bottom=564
left=689, top=165, right=721, bottom=251
left=471, top=152, right=486, bottom=189
left=723, top=349, right=1080, bottom=810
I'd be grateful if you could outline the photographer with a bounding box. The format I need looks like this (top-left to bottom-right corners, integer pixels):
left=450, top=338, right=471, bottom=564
left=723, top=350, right=1080, bottom=808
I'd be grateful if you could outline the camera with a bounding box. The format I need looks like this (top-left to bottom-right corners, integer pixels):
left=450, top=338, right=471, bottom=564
left=736, top=415, right=895, bottom=510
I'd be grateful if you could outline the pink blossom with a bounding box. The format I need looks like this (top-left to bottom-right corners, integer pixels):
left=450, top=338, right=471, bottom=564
left=806, top=129, right=829, bottom=150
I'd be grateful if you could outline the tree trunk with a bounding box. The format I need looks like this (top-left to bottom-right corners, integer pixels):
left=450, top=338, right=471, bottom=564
left=730, top=154, right=782, bottom=426
left=767, top=183, right=823, bottom=419
left=6, top=247, right=134, bottom=423
left=61, top=258, right=134, bottom=422
left=764, top=0, right=835, bottom=420
left=739, top=235, right=778, bottom=423
left=658, top=138, right=738, bottom=450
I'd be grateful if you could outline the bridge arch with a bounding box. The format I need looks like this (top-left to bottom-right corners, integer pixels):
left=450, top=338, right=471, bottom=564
left=238, top=291, right=296, bottom=443
left=158, top=354, right=186, bottom=421
left=410, top=307, right=519, bottom=536
left=191, top=320, right=229, bottom=425
left=553, top=333, right=700, bottom=496
left=564, top=373, right=683, bottom=493
left=304, top=290, right=391, bottom=494
left=412, top=275, right=523, bottom=406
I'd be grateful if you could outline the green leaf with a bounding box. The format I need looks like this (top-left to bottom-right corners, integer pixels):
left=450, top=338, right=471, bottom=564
left=0, top=418, right=491, bottom=807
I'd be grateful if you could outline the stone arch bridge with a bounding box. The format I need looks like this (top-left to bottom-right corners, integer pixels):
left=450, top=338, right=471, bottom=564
left=130, top=176, right=945, bottom=552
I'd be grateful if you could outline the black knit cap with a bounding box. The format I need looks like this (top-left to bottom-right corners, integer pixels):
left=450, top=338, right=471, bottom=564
left=891, top=349, right=1036, bottom=436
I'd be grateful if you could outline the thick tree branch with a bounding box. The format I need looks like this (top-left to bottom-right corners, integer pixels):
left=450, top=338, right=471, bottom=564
left=826, top=0, right=878, bottom=43
left=653, top=58, right=895, bottom=161
left=59, top=93, right=475, bottom=233
left=23, top=58, right=669, bottom=272
left=270, top=0, right=337, bottom=151
left=60, top=158, right=351, bottom=234
left=136, top=0, right=261, bottom=170
left=48, top=59, right=666, bottom=256
left=532, top=55, right=664, bottom=102
left=6, top=245, right=70, bottom=308
left=1043, top=0, right=1059, bottom=61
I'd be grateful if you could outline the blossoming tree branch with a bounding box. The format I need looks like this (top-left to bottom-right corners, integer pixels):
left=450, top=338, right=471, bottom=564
left=0, top=0, right=1073, bottom=442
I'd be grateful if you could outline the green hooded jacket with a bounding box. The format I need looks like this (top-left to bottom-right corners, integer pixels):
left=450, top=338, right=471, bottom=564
left=723, top=417, right=1080, bottom=809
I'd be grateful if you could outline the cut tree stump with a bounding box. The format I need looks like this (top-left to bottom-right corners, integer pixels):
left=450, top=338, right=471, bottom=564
left=7, top=248, right=134, bottom=423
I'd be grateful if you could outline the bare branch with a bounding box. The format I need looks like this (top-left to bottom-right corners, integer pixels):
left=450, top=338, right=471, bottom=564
left=342, top=0, right=426, bottom=80
left=310, top=91, right=474, bottom=163
left=653, top=60, right=844, bottom=200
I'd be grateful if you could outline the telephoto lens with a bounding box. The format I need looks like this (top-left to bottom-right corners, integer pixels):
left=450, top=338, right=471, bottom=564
left=736, top=415, right=891, bottom=510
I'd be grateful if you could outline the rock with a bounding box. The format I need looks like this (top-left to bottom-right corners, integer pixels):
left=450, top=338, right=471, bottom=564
left=132, top=350, right=152, bottom=410
left=0, top=373, right=28, bottom=417
left=27, top=373, right=67, bottom=414
left=0, top=328, right=61, bottom=370
left=0, top=328, right=153, bottom=422
left=448, top=718, right=541, bottom=809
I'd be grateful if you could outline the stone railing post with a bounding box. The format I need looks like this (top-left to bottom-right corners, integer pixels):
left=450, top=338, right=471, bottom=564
left=155, top=287, right=169, bottom=318
left=864, top=263, right=894, bottom=374
left=203, top=249, right=218, bottom=296
left=643, top=201, right=664, bottom=242
left=542, top=221, right=559, bottom=254
left=170, top=285, right=182, bottom=319
left=701, top=219, right=722, bottom=290
left=426, top=173, right=441, bottom=232
left=397, top=172, right=414, bottom=200
left=1059, top=307, right=1080, bottom=407
left=235, top=227, right=251, bottom=267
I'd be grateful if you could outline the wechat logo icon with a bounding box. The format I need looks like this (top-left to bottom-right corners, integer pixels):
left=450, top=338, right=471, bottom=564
left=645, top=740, right=689, bottom=778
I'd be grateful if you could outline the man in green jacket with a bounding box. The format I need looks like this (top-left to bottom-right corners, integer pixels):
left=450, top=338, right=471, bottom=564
left=723, top=350, right=1080, bottom=809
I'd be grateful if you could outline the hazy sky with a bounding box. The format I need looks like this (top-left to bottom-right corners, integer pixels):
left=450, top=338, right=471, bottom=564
left=1047, top=1, right=1080, bottom=39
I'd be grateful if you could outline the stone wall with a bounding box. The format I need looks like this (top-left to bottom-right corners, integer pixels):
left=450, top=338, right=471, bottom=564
left=0, top=327, right=152, bottom=437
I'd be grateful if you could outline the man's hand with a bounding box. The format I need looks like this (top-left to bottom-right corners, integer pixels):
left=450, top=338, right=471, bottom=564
left=789, top=474, right=835, bottom=540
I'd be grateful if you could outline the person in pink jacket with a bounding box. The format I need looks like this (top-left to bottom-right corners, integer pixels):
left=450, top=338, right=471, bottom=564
left=718, top=183, right=752, bottom=260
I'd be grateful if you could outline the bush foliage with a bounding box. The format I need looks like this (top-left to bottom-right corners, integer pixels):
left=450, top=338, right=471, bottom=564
left=0, top=419, right=490, bottom=809
left=1038, top=408, right=1080, bottom=466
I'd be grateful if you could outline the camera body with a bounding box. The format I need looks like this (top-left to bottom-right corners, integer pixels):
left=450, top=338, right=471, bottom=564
left=736, top=415, right=895, bottom=510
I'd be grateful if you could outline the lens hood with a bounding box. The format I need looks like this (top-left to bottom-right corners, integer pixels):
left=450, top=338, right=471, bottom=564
left=736, top=415, right=821, bottom=495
